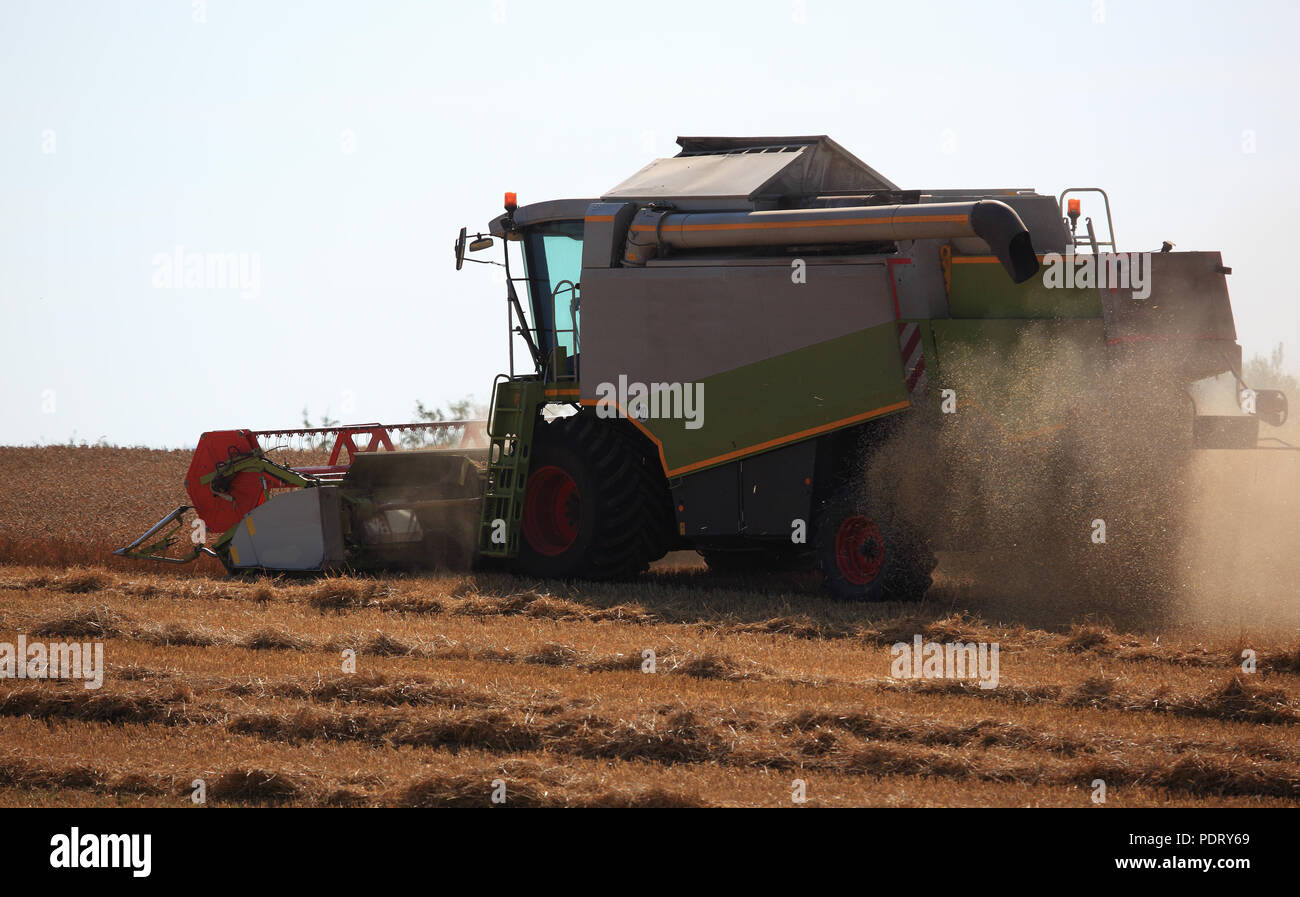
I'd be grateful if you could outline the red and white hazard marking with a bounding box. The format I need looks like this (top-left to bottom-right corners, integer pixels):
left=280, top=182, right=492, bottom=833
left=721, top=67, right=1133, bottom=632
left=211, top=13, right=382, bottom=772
left=898, top=321, right=927, bottom=400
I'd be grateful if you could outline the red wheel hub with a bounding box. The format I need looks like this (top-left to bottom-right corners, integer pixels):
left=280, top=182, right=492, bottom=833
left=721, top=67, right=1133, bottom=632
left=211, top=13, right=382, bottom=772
left=523, top=465, right=581, bottom=556
left=835, top=515, right=885, bottom=585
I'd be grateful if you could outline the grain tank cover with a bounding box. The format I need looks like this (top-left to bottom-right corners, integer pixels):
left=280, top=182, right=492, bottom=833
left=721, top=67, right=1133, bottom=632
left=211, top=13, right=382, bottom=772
left=603, top=136, right=898, bottom=209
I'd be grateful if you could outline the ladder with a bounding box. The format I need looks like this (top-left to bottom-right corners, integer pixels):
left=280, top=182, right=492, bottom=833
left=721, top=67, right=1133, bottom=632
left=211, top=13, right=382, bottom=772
left=477, top=377, right=542, bottom=558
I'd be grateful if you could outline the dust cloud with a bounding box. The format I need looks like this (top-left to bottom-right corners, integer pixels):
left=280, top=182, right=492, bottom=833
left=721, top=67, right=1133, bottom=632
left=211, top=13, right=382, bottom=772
left=862, top=325, right=1298, bottom=632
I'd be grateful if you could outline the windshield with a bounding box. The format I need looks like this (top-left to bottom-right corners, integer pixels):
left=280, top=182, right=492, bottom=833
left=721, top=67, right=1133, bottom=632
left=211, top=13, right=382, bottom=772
left=521, top=220, right=583, bottom=365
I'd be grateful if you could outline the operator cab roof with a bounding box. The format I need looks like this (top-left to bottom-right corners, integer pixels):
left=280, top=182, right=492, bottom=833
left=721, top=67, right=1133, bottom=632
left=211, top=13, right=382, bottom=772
left=489, top=198, right=595, bottom=237
left=490, top=136, right=903, bottom=233
left=603, top=135, right=898, bottom=209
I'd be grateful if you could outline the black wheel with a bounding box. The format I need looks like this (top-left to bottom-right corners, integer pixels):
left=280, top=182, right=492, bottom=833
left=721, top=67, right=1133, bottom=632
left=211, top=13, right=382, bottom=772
left=814, top=495, right=935, bottom=602
left=515, top=414, right=673, bottom=579
left=700, top=549, right=814, bottom=574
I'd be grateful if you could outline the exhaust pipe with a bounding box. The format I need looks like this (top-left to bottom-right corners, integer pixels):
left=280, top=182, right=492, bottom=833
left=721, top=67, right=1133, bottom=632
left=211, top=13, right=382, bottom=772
left=624, top=199, right=1039, bottom=283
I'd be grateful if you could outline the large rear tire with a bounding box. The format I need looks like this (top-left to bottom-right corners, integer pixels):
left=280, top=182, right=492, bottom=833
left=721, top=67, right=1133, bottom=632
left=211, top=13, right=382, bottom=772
left=515, top=414, right=673, bottom=579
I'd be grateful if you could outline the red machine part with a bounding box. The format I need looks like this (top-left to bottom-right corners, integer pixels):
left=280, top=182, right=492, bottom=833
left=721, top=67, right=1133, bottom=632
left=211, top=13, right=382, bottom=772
left=834, top=514, right=886, bottom=586
left=187, top=423, right=474, bottom=532
left=184, top=430, right=275, bottom=533
left=267, top=425, right=397, bottom=479
left=522, top=465, right=581, bottom=556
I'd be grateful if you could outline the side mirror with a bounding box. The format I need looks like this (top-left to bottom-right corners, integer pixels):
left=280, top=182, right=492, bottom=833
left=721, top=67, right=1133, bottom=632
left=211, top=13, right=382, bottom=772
left=469, top=236, right=494, bottom=252
left=454, top=227, right=468, bottom=271
left=1256, top=389, right=1288, bottom=427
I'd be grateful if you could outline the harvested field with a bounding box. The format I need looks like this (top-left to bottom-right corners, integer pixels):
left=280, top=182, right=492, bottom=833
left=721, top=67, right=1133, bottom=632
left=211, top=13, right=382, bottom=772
left=0, top=446, right=1298, bottom=807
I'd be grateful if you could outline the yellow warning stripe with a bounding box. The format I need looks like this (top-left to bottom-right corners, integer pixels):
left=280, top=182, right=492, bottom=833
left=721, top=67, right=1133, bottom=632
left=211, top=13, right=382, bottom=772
left=629, top=214, right=967, bottom=234
left=950, top=254, right=1050, bottom=264
left=578, top=398, right=911, bottom=477
left=667, top=401, right=913, bottom=475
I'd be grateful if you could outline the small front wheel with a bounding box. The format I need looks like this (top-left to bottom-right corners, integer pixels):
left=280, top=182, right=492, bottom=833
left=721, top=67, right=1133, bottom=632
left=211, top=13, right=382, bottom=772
left=815, top=498, right=934, bottom=602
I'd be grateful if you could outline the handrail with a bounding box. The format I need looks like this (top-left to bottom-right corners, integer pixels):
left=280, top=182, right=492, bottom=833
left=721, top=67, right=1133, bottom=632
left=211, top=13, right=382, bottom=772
left=1058, top=187, right=1117, bottom=253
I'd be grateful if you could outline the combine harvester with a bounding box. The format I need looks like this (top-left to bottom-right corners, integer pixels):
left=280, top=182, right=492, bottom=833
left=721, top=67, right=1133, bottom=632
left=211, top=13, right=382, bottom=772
left=119, top=136, right=1289, bottom=600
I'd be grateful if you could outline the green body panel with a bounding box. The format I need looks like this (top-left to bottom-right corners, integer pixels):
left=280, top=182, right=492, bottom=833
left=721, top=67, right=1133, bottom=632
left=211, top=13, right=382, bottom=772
left=635, top=323, right=909, bottom=477
left=949, top=259, right=1102, bottom=319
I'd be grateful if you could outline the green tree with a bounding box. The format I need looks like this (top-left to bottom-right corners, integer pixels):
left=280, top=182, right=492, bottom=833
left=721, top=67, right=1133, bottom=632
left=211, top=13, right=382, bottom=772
left=1243, top=343, right=1300, bottom=394
left=301, top=406, right=340, bottom=451
left=402, top=396, right=487, bottom=447
left=298, top=399, right=484, bottom=449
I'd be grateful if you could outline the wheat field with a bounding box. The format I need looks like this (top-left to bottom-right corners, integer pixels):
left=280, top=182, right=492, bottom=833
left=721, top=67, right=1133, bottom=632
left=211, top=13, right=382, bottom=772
left=0, top=445, right=1297, bottom=807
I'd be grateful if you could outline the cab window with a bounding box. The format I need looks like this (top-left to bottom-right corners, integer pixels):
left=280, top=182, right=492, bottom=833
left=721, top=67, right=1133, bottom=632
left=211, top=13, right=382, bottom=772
left=522, top=220, right=583, bottom=363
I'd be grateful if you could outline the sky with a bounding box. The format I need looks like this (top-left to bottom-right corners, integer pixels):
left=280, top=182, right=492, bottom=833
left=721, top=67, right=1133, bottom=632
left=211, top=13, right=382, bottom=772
left=2, top=0, right=1298, bottom=447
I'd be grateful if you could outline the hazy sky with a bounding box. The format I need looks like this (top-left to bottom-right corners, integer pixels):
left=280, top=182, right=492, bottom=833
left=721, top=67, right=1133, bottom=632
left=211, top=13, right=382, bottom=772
left=3, top=0, right=1298, bottom=446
